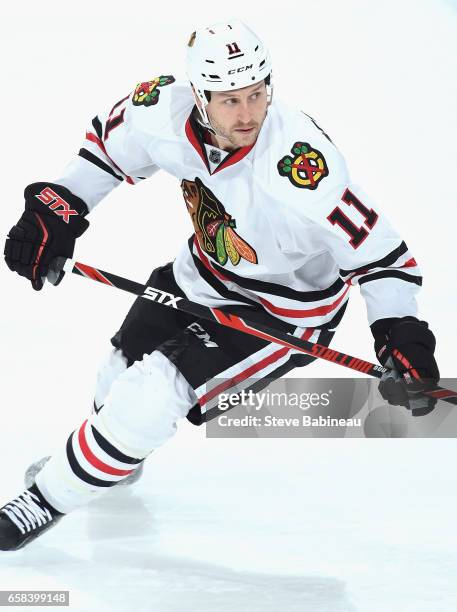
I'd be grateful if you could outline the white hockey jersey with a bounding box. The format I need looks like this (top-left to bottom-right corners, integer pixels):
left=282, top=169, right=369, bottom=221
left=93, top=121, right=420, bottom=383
left=56, top=75, right=422, bottom=329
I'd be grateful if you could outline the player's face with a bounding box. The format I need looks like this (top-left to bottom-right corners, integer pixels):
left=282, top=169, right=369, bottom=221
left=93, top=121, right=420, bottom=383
left=207, top=82, right=268, bottom=150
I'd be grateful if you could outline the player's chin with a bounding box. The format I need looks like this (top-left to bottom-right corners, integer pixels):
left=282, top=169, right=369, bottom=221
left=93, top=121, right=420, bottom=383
left=231, top=127, right=259, bottom=147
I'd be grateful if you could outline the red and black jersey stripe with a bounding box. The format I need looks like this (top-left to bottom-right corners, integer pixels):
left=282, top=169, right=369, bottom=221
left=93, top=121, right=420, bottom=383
left=358, top=270, right=422, bottom=286
left=187, top=237, right=349, bottom=329
left=78, top=148, right=124, bottom=181
left=339, top=241, right=422, bottom=286
left=340, top=242, right=409, bottom=278
left=92, top=116, right=103, bottom=139
left=188, top=236, right=346, bottom=303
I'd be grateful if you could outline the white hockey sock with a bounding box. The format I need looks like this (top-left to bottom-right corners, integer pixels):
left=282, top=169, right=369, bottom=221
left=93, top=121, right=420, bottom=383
left=36, top=351, right=195, bottom=513
left=35, top=416, right=146, bottom=514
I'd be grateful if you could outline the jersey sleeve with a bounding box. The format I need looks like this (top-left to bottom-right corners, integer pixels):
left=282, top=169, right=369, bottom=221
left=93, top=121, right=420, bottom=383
left=54, top=88, right=160, bottom=211
left=274, top=116, right=422, bottom=325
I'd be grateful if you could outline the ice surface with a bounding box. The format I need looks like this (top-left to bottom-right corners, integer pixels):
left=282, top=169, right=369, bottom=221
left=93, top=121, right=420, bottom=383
left=1, top=437, right=457, bottom=611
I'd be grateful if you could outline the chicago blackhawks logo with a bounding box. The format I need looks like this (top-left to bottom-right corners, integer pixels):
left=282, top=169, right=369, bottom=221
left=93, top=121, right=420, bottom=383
left=277, top=142, right=328, bottom=190
left=181, top=177, right=258, bottom=267
left=132, top=75, right=175, bottom=107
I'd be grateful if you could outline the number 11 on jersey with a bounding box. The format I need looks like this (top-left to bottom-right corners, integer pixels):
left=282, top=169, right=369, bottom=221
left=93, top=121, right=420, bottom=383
left=327, top=188, right=379, bottom=249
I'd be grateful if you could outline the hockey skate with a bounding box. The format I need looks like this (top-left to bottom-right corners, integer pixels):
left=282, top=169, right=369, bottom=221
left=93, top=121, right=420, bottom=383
left=24, top=456, right=144, bottom=488
left=0, top=484, right=63, bottom=551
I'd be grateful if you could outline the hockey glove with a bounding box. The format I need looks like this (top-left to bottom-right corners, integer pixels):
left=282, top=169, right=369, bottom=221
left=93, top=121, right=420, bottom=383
left=371, top=317, right=440, bottom=416
left=4, top=182, right=89, bottom=290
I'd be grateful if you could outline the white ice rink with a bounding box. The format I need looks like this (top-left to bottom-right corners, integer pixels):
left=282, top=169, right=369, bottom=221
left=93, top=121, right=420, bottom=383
left=1, top=1, right=456, bottom=610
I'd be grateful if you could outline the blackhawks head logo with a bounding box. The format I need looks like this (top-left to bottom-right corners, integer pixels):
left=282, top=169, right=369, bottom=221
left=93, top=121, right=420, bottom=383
left=132, top=75, right=175, bottom=107
left=181, top=177, right=258, bottom=267
left=277, top=142, right=328, bottom=190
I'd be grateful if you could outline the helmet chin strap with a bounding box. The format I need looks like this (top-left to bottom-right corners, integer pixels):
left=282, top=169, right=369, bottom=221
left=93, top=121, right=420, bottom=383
left=193, top=104, right=232, bottom=143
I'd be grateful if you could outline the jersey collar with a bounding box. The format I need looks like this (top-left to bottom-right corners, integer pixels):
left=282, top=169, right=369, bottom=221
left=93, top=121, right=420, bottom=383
left=185, top=108, right=255, bottom=175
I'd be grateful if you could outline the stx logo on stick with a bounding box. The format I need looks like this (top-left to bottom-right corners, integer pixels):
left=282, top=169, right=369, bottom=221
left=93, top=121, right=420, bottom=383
left=143, top=286, right=183, bottom=308
left=35, top=187, right=78, bottom=224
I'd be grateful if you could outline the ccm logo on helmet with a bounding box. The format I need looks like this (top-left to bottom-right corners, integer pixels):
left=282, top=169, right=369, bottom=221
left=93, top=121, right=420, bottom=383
left=228, top=64, right=253, bottom=75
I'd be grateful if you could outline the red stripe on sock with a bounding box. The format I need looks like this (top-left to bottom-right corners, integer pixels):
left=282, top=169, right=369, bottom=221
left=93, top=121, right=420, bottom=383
left=77, top=420, right=134, bottom=477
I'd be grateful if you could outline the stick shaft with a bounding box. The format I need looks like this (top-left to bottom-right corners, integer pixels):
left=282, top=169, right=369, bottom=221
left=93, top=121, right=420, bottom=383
left=65, top=258, right=457, bottom=405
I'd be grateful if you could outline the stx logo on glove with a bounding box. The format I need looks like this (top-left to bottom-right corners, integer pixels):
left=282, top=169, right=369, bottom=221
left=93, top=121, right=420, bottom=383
left=143, top=286, right=183, bottom=308
left=35, top=187, right=79, bottom=224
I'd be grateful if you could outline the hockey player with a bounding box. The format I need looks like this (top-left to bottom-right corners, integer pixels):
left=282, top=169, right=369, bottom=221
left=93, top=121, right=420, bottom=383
left=2, top=20, right=439, bottom=550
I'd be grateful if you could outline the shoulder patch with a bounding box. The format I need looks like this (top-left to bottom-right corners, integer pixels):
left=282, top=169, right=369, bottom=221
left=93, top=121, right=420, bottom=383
left=277, top=142, right=328, bottom=190
left=132, top=75, right=175, bottom=107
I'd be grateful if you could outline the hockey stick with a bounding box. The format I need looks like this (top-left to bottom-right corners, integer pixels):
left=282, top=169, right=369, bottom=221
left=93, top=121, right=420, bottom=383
left=61, top=258, right=457, bottom=406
